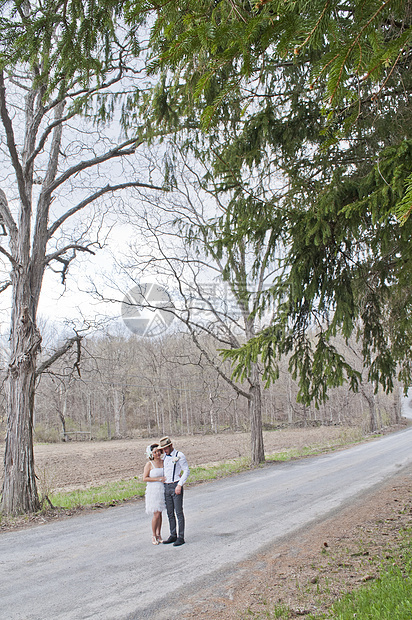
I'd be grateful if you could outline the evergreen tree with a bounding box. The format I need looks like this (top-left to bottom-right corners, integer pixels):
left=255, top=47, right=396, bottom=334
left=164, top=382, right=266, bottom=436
left=125, top=0, right=412, bottom=403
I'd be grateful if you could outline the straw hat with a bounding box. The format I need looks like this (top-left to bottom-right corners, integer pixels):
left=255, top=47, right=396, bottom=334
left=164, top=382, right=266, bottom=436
left=159, top=436, right=173, bottom=449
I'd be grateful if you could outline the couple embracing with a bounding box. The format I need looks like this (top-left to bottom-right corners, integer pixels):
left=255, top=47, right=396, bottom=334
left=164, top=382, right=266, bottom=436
left=143, top=436, right=189, bottom=547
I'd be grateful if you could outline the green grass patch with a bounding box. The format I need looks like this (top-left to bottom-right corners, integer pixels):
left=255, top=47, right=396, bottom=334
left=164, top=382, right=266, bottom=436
left=266, top=446, right=323, bottom=462
left=265, top=431, right=367, bottom=463
left=189, top=457, right=251, bottom=481
left=309, top=554, right=412, bottom=619
left=266, top=444, right=339, bottom=462
left=49, top=478, right=147, bottom=509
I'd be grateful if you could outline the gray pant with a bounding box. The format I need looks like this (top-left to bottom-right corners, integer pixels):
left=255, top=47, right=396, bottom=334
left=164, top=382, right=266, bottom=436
left=164, top=482, right=185, bottom=539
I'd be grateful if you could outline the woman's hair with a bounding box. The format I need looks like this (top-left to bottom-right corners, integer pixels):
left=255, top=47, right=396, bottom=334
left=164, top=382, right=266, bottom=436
left=149, top=443, right=159, bottom=460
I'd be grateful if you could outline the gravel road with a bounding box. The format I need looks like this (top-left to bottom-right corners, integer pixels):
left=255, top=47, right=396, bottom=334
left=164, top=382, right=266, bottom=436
left=1, top=426, right=412, bottom=620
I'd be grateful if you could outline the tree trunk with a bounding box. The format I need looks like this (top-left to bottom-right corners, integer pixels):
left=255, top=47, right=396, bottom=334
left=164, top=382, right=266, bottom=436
left=113, top=388, right=121, bottom=438
left=2, top=305, right=42, bottom=515
left=287, top=374, right=294, bottom=424
left=249, top=364, right=265, bottom=465
left=59, top=385, right=68, bottom=441
left=393, top=387, right=401, bottom=424
left=360, top=387, right=378, bottom=433
left=209, top=391, right=217, bottom=433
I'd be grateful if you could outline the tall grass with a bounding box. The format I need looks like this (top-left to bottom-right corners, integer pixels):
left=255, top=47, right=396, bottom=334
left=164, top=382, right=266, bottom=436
left=313, top=553, right=412, bottom=619
left=49, top=478, right=147, bottom=509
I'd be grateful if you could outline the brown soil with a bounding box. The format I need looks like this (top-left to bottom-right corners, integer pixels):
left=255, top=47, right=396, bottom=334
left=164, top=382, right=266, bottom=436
left=1, top=425, right=411, bottom=619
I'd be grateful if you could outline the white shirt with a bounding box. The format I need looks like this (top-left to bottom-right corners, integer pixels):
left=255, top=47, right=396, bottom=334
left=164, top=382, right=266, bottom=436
left=163, top=448, right=189, bottom=487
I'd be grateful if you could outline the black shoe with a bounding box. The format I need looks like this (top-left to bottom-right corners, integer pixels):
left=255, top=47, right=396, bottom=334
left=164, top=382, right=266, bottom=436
left=173, top=538, right=185, bottom=546
left=163, top=536, right=177, bottom=544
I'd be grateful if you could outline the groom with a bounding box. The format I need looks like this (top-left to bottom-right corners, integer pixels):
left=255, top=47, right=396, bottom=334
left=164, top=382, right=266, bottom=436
left=159, top=436, right=190, bottom=546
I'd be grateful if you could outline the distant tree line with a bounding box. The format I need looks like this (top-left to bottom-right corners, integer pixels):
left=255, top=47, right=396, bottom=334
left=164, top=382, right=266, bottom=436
left=0, top=328, right=399, bottom=443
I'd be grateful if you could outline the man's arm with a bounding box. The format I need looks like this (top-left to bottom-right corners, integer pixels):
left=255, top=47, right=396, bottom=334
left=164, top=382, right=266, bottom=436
left=176, top=452, right=189, bottom=490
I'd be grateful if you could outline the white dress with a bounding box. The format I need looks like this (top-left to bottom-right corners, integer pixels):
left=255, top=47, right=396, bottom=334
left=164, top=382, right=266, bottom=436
left=145, top=463, right=166, bottom=514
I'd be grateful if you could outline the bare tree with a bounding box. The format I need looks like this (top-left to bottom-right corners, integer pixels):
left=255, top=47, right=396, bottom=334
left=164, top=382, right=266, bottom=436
left=113, top=151, right=284, bottom=464
left=0, top=12, right=163, bottom=514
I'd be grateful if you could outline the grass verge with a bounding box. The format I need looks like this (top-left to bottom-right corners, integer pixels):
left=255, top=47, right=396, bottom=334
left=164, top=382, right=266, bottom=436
left=318, top=548, right=412, bottom=619
left=307, top=529, right=412, bottom=620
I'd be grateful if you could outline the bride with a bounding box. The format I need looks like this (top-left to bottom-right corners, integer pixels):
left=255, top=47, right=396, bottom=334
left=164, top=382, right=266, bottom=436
left=143, top=443, right=166, bottom=544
